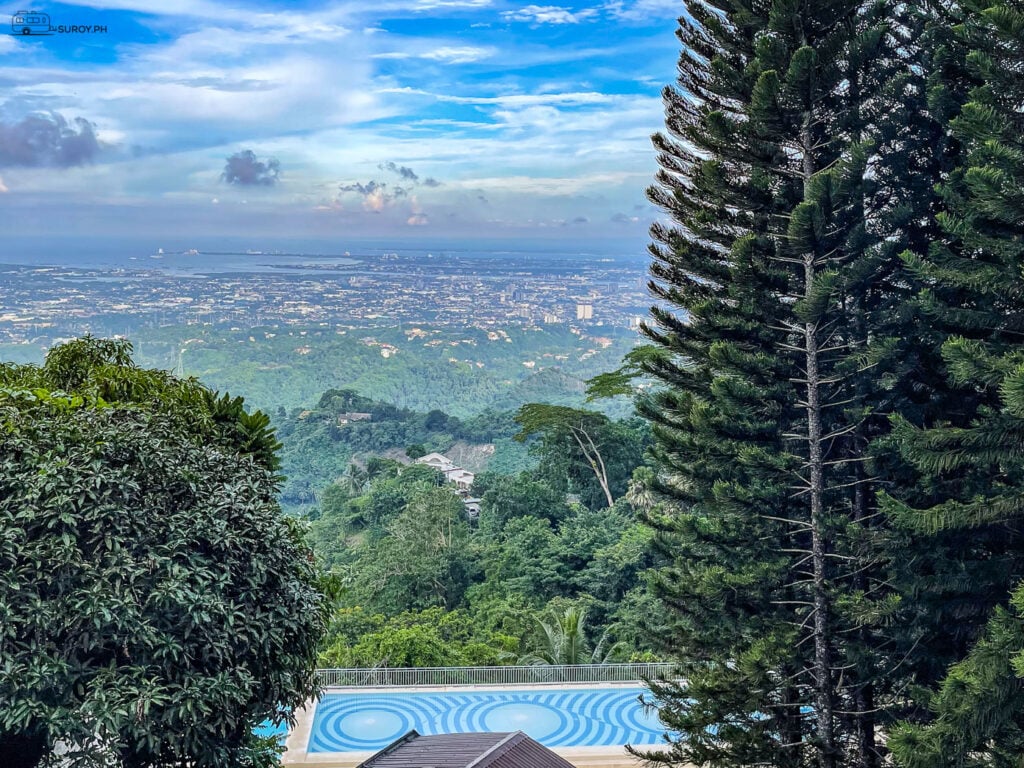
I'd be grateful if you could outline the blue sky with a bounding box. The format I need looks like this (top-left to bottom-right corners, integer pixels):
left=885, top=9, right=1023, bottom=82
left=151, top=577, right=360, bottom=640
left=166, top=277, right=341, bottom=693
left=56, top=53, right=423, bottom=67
left=0, top=0, right=679, bottom=248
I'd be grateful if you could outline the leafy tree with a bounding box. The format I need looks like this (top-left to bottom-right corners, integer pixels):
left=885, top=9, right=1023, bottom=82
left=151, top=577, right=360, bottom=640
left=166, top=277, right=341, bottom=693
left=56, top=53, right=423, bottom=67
left=479, top=517, right=566, bottom=604
left=350, top=487, right=475, bottom=612
left=515, top=404, right=618, bottom=507
left=424, top=409, right=449, bottom=431
left=463, top=592, right=538, bottom=649
left=477, top=473, right=571, bottom=534
left=515, top=404, right=647, bottom=509
left=320, top=608, right=516, bottom=668
left=609, top=584, right=671, bottom=660
left=573, top=508, right=657, bottom=612
left=0, top=338, right=326, bottom=768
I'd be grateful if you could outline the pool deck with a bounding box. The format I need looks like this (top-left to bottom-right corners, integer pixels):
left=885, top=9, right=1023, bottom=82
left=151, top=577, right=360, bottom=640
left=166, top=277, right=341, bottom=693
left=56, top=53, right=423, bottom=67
left=282, top=682, right=653, bottom=768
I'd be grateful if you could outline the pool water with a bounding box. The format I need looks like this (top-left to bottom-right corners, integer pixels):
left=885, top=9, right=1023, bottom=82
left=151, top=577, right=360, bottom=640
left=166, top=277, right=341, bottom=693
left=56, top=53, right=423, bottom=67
left=308, top=687, right=663, bottom=753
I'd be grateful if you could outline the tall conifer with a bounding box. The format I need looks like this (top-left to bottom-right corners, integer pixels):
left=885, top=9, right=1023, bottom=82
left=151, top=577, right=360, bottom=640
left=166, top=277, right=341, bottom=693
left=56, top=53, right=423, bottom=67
left=638, top=3, right=904, bottom=767
left=638, top=3, right=811, bottom=765
left=634, top=3, right=962, bottom=765
left=880, top=3, right=1024, bottom=764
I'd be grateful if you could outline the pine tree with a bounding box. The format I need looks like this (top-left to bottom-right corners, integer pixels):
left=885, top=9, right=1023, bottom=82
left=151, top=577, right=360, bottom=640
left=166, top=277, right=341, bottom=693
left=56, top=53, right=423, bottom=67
left=636, top=3, right=910, bottom=767
left=880, top=3, right=1024, bottom=764
left=637, top=3, right=812, bottom=764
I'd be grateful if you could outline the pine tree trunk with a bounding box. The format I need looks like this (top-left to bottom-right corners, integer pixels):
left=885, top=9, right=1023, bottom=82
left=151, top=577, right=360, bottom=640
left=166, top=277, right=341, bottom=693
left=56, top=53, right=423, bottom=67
left=806, top=317, right=836, bottom=768
left=802, top=113, right=837, bottom=768
left=853, top=463, right=879, bottom=768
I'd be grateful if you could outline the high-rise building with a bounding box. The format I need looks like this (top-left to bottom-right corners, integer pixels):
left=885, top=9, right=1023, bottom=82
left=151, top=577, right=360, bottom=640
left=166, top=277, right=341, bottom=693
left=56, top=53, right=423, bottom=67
left=576, top=303, right=593, bottom=320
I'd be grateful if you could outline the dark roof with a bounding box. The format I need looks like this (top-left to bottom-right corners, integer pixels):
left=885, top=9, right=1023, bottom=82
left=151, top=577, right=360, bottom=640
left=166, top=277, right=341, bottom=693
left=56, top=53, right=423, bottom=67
left=356, top=730, right=576, bottom=768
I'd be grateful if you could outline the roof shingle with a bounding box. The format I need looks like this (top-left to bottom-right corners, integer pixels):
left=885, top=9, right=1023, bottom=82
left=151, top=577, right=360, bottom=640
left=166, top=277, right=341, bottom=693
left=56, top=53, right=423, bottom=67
left=356, top=730, right=576, bottom=768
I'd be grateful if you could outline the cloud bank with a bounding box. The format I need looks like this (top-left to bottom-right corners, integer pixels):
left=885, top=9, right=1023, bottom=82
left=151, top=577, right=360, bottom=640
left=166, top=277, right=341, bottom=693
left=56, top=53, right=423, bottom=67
left=0, top=113, right=100, bottom=168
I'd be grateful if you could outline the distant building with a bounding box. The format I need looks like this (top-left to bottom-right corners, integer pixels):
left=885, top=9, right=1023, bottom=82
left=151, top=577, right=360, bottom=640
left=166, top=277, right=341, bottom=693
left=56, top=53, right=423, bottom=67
left=416, top=452, right=456, bottom=473
left=356, top=730, right=574, bottom=768
left=336, top=412, right=372, bottom=425
left=416, top=453, right=476, bottom=493
left=576, top=303, right=594, bottom=320
left=444, top=467, right=475, bottom=491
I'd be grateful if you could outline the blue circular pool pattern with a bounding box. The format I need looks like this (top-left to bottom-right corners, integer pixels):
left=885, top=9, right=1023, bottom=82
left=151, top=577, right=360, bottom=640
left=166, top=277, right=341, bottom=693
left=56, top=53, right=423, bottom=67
left=308, top=687, right=663, bottom=753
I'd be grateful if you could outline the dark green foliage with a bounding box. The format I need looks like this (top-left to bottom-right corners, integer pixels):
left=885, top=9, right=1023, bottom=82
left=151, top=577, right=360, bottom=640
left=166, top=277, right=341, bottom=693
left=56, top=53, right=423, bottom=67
left=203, top=390, right=283, bottom=472
left=480, top=517, right=567, bottom=601
left=349, top=486, right=476, bottom=612
left=0, top=338, right=326, bottom=768
left=320, top=607, right=517, bottom=668
left=638, top=1, right=823, bottom=764
left=308, top=413, right=659, bottom=668
left=276, top=395, right=530, bottom=512
left=517, top=606, right=620, bottom=666
left=477, top=474, right=571, bottom=533
left=882, top=4, right=1024, bottom=765
left=635, top=2, right=948, bottom=767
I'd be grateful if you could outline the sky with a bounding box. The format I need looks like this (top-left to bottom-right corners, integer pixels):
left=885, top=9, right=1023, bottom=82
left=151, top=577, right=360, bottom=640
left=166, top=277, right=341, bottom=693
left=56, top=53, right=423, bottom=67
left=0, top=0, right=680, bottom=250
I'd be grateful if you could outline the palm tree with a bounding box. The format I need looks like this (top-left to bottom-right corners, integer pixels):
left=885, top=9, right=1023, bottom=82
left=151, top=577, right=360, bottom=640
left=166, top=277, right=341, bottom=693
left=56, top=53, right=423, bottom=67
left=342, top=462, right=370, bottom=496
left=518, top=606, right=621, bottom=666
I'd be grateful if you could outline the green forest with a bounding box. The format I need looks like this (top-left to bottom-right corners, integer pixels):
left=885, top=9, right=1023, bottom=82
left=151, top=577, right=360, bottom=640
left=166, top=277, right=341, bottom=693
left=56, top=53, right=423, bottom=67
left=273, top=389, right=533, bottom=512
left=304, top=396, right=654, bottom=668
left=128, top=324, right=638, bottom=418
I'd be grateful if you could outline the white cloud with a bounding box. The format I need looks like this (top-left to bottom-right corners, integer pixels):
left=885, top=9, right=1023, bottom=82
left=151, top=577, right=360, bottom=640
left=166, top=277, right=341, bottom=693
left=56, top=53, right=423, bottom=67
left=375, top=46, right=495, bottom=64
left=363, top=187, right=387, bottom=212
left=602, top=0, right=683, bottom=21
left=422, top=46, right=494, bottom=62
left=377, top=88, right=615, bottom=107
left=502, top=5, right=598, bottom=24
left=0, top=0, right=667, bottom=234
left=0, top=175, right=8, bottom=193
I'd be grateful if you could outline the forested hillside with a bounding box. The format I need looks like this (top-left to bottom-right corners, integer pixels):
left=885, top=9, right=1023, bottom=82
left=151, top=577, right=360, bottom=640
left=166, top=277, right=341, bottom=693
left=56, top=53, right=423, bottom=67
left=306, top=410, right=656, bottom=668
left=274, top=389, right=532, bottom=512
left=128, top=324, right=638, bottom=417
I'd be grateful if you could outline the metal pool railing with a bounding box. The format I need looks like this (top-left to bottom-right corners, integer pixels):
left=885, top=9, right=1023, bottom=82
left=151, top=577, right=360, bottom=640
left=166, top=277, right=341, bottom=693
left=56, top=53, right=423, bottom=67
left=315, top=662, right=675, bottom=688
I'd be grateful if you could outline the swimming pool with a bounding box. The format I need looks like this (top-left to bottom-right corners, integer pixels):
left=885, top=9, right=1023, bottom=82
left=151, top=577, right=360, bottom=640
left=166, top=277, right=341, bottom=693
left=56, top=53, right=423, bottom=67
left=308, top=686, right=663, bottom=753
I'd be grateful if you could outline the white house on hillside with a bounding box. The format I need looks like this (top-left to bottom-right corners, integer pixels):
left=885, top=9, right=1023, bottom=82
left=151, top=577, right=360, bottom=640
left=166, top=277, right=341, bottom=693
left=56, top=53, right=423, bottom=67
left=444, top=468, right=475, bottom=491
left=416, top=452, right=456, bottom=473
left=415, top=453, right=475, bottom=491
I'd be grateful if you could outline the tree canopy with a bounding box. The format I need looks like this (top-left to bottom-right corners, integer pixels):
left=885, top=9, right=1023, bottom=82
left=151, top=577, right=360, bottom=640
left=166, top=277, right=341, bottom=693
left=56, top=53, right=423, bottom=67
left=0, top=337, right=326, bottom=768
